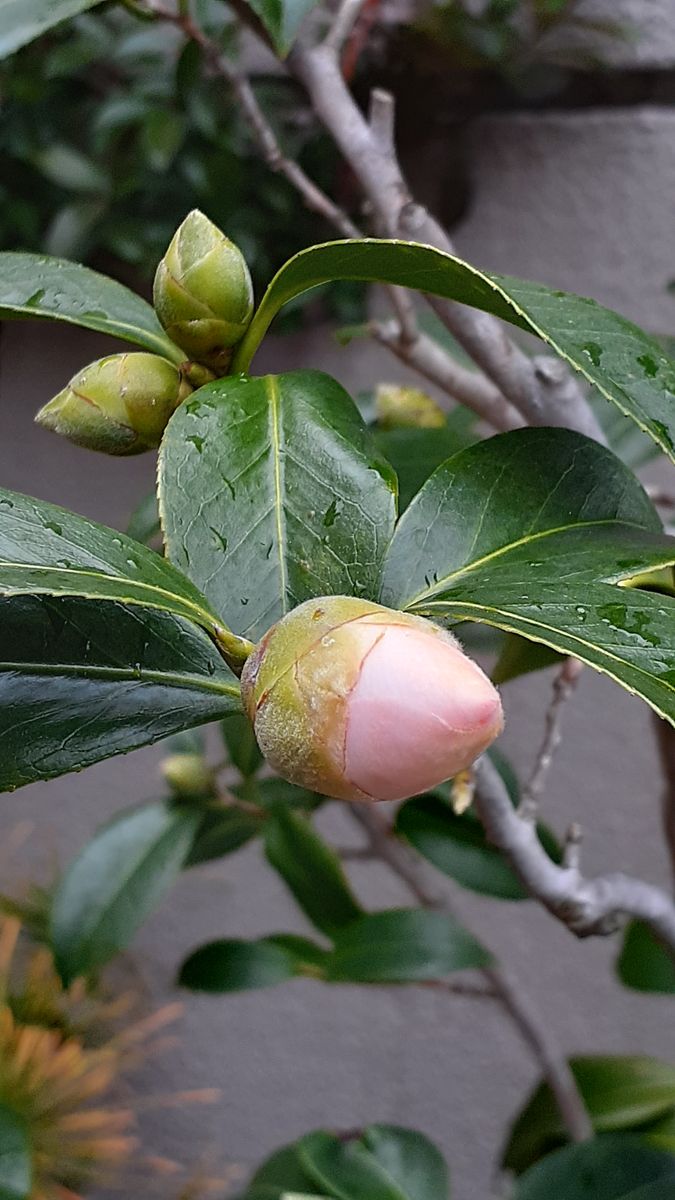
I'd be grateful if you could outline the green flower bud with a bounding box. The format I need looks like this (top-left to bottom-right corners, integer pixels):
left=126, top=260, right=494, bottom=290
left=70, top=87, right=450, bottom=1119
left=241, top=595, right=503, bottom=803
left=161, top=753, right=214, bottom=797
left=35, top=353, right=191, bottom=456
left=153, top=209, right=254, bottom=373
left=375, top=384, right=446, bottom=429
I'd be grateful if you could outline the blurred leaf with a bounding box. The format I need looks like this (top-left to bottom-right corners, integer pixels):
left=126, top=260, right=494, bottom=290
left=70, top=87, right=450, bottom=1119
left=222, top=712, right=263, bottom=778
left=326, top=908, right=491, bottom=983
left=492, top=633, right=563, bottom=685
left=32, top=143, right=107, bottom=193
left=513, top=1136, right=675, bottom=1200
left=374, top=409, right=477, bottom=511
left=51, top=800, right=201, bottom=983
left=244, top=0, right=321, bottom=54
left=617, top=921, right=675, bottom=994
left=126, top=491, right=161, bottom=547
left=0, top=0, right=105, bottom=58
left=264, top=808, right=363, bottom=937
left=179, top=934, right=327, bottom=992
left=186, top=806, right=263, bottom=866
left=243, top=1125, right=449, bottom=1200
left=396, top=792, right=560, bottom=901
left=0, top=1106, right=31, bottom=1200
left=504, top=1057, right=675, bottom=1175
left=256, top=777, right=324, bottom=812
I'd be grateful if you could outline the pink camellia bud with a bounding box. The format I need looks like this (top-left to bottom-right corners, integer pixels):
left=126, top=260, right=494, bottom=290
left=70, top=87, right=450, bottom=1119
left=240, top=596, right=503, bottom=803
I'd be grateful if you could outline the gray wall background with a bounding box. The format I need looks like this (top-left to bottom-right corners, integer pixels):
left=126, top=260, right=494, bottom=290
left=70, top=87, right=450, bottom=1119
left=2, top=4, right=675, bottom=1196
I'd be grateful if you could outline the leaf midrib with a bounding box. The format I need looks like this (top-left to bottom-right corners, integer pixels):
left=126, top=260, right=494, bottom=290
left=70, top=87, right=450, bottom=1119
left=0, top=559, right=216, bottom=630
left=399, top=517, right=652, bottom=608
left=0, top=659, right=240, bottom=698
left=266, top=374, right=289, bottom=611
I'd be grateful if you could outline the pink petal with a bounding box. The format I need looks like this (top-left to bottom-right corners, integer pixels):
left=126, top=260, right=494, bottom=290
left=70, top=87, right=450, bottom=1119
left=344, top=624, right=502, bottom=801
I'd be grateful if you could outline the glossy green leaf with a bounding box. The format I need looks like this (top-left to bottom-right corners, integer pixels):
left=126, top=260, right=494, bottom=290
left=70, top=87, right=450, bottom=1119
left=0, top=1107, right=31, bottom=1200
left=0, top=596, right=240, bottom=791
left=0, top=0, right=105, bottom=58
left=159, top=371, right=397, bottom=641
left=222, top=712, right=263, bottom=778
left=244, top=0, right=321, bottom=53
left=0, top=252, right=180, bottom=359
left=513, top=1136, right=675, bottom=1200
left=299, top=1126, right=449, bottom=1200
left=0, top=487, right=222, bottom=636
left=179, top=934, right=328, bottom=993
left=243, top=1126, right=449, bottom=1200
left=186, top=806, right=262, bottom=867
left=51, top=800, right=202, bottom=983
left=234, top=239, right=675, bottom=460
left=326, top=908, right=491, bottom=983
left=617, top=921, right=675, bottom=994
left=380, top=428, right=675, bottom=725
left=396, top=793, right=560, bottom=901
left=504, top=1057, right=675, bottom=1175
left=264, top=808, right=363, bottom=937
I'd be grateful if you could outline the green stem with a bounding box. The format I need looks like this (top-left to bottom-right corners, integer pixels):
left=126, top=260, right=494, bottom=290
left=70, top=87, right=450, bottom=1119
left=214, top=625, right=255, bottom=677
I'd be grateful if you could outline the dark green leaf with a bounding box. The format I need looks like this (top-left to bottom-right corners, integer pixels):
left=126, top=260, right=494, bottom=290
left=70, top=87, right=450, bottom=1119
left=0, top=596, right=240, bottom=791
left=255, top=777, right=324, bottom=812
left=222, top=712, right=263, bottom=778
left=380, top=428, right=675, bottom=726
left=0, top=1106, right=31, bottom=1200
left=0, top=487, right=221, bottom=636
left=244, top=0, right=321, bottom=53
left=491, top=634, right=563, bottom=685
left=513, top=1136, right=675, bottom=1200
left=0, top=0, right=106, bottom=58
left=179, top=935, right=327, bottom=993
left=622, top=1183, right=675, bottom=1200
left=0, top=253, right=180, bottom=358
left=186, top=805, right=262, bottom=866
left=299, top=1125, right=449, bottom=1200
left=326, top=908, right=491, bottom=983
left=51, top=800, right=202, bottom=983
left=159, top=371, right=397, bottom=640
left=617, top=922, right=675, bottom=994
left=234, top=239, right=675, bottom=461
left=264, top=808, right=363, bottom=937
left=396, top=793, right=560, bottom=900
left=504, top=1057, right=675, bottom=1175
left=243, top=1126, right=448, bottom=1200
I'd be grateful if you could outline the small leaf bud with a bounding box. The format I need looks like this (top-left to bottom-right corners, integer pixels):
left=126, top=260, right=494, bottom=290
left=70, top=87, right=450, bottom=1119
left=35, top=353, right=191, bottom=455
left=153, top=209, right=254, bottom=373
left=241, top=596, right=503, bottom=803
left=161, top=753, right=214, bottom=797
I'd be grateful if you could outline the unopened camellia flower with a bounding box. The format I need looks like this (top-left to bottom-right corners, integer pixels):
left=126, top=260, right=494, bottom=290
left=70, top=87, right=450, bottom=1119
left=241, top=596, right=503, bottom=803
left=153, top=209, right=254, bottom=373
left=36, top=352, right=191, bottom=455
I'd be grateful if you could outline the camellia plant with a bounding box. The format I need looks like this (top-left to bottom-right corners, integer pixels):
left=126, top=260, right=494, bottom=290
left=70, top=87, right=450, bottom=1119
left=3, top=3, right=675, bottom=1200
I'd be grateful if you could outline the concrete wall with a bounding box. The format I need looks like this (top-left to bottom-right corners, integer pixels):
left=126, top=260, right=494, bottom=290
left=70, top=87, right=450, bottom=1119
left=2, top=5, right=675, bottom=1197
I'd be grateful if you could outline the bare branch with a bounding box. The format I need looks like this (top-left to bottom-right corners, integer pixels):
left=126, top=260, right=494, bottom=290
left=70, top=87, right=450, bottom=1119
left=348, top=803, right=593, bottom=1144
left=518, top=658, right=584, bottom=821
left=325, top=0, right=368, bottom=53
left=144, top=1, right=360, bottom=238
left=287, top=44, right=605, bottom=441
left=474, top=755, right=675, bottom=954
